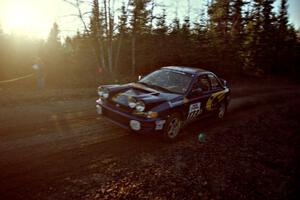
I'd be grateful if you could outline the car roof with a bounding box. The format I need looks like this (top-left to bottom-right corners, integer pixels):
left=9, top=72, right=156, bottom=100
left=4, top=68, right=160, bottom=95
left=162, top=66, right=211, bottom=75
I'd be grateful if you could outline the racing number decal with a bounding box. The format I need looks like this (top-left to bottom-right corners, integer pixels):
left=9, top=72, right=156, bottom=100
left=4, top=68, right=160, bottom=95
left=187, top=102, right=202, bottom=120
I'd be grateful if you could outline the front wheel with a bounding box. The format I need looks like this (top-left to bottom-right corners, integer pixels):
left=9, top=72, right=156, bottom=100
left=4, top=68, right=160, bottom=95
left=162, top=113, right=182, bottom=141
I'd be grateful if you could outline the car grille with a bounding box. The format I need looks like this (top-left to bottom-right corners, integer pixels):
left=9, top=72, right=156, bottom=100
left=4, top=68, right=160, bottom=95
left=107, top=100, right=132, bottom=113
left=102, top=106, right=129, bottom=127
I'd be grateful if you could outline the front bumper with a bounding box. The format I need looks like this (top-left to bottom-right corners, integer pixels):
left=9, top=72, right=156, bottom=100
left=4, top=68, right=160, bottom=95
left=96, top=99, right=165, bottom=133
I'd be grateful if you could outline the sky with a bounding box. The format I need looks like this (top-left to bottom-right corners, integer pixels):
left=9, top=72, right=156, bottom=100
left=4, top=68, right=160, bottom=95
left=0, top=0, right=299, bottom=40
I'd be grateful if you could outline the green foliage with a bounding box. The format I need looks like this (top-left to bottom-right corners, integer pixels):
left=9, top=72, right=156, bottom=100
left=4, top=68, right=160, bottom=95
left=118, top=1, right=129, bottom=36
left=154, top=9, right=168, bottom=36
left=44, top=22, right=63, bottom=79
left=130, top=0, right=152, bottom=35
left=181, top=16, right=191, bottom=37
left=47, top=22, right=60, bottom=46
left=170, top=17, right=181, bottom=35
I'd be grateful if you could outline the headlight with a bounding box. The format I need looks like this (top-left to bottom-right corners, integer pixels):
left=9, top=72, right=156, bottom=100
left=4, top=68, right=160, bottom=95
left=136, top=101, right=145, bottom=112
left=103, top=90, right=109, bottom=98
left=98, top=87, right=109, bottom=99
left=128, top=97, right=137, bottom=108
left=97, top=87, right=103, bottom=96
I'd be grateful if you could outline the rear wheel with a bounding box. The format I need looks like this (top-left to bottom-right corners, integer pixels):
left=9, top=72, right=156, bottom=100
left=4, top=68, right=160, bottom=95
left=163, top=113, right=182, bottom=141
left=217, top=102, right=227, bottom=119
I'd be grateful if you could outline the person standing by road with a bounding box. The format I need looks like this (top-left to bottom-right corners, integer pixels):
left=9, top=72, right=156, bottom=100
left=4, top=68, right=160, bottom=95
left=32, top=57, right=45, bottom=90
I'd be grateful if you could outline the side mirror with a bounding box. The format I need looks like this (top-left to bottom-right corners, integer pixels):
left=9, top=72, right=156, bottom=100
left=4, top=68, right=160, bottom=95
left=138, top=75, right=143, bottom=81
left=221, top=79, right=227, bottom=87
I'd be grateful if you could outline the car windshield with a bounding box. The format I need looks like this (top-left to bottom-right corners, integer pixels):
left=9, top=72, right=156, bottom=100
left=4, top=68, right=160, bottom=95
left=139, top=69, right=193, bottom=94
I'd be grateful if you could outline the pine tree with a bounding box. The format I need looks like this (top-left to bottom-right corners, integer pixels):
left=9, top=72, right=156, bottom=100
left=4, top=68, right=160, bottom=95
left=181, top=16, right=191, bottom=37
left=115, top=1, right=129, bottom=72
left=241, top=0, right=263, bottom=74
left=240, top=0, right=276, bottom=74
left=259, top=0, right=275, bottom=73
left=118, top=2, right=129, bottom=36
left=275, top=0, right=298, bottom=73
left=170, top=17, right=180, bottom=35
left=47, top=22, right=61, bottom=48
left=46, top=22, right=63, bottom=78
left=152, top=8, right=169, bottom=67
left=278, top=0, right=288, bottom=35
left=154, top=9, right=168, bottom=36
left=207, top=0, right=231, bottom=67
left=230, top=0, right=246, bottom=68
left=231, top=0, right=245, bottom=40
left=130, top=0, right=152, bottom=35
left=129, top=0, right=152, bottom=75
left=193, top=9, right=207, bottom=37
left=90, top=0, right=106, bottom=71
left=208, top=0, right=231, bottom=41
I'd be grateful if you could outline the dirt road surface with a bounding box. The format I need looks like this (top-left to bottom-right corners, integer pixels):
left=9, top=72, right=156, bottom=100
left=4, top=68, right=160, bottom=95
left=0, top=81, right=299, bottom=200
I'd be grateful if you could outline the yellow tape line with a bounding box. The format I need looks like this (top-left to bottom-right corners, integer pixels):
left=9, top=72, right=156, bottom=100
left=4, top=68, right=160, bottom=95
left=0, top=73, right=34, bottom=84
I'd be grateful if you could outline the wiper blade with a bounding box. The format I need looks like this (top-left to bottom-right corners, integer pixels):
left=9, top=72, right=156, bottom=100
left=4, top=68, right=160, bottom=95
left=138, top=81, right=146, bottom=85
left=138, top=82, right=171, bottom=93
left=148, top=84, right=172, bottom=93
left=138, top=82, right=151, bottom=87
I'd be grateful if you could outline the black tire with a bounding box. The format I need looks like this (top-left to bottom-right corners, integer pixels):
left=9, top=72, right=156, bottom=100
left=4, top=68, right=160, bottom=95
left=162, top=113, right=182, bottom=142
left=216, top=101, right=227, bottom=120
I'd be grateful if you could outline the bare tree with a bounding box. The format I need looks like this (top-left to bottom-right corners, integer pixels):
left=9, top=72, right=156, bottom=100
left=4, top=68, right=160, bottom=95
left=62, top=0, right=90, bottom=33
left=62, top=0, right=116, bottom=74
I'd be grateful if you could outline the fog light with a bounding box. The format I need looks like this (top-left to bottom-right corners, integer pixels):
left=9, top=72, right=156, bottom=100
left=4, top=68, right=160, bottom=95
left=147, top=111, right=158, bottom=118
left=130, top=120, right=141, bottom=131
left=96, top=105, right=102, bottom=115
left=155, top=120, right=166, bottom=130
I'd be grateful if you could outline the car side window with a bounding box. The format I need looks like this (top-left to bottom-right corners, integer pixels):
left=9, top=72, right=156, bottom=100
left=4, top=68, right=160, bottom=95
left=208, top=74, right=221, bottom=90
left=193, top=75, right=210, bottom=92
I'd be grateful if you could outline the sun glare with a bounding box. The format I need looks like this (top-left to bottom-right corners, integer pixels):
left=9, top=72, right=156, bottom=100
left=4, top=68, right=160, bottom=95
left=1, top=1, right=53, bottom=39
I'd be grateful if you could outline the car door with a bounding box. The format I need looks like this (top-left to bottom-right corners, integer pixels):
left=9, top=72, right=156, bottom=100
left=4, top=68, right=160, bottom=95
left=206, top=73, right=225, bottom=111
left=185, top=74, right=212, bottom=121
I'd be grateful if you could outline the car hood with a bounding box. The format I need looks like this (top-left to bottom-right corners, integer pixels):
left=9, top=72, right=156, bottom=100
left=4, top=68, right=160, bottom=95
left=108, top=83, right=182, bottom=109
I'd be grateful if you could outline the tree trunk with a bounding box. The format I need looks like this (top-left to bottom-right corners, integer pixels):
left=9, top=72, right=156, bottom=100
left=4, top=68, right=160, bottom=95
left=131, top=33, right=136, bottom=76
left=107, top=0, right=113, bottom=74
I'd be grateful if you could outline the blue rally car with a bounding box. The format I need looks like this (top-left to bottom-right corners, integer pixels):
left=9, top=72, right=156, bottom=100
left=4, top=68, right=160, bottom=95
left=96, top=66, right=230, bottom=141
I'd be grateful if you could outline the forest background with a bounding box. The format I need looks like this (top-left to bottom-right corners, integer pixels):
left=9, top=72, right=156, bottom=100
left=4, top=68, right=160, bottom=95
left=0, top=0, right=299, bottom=87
